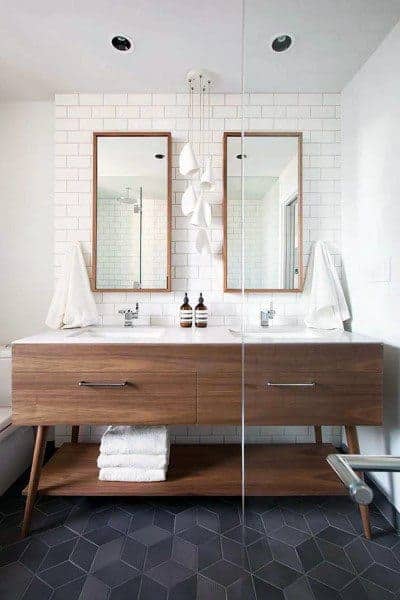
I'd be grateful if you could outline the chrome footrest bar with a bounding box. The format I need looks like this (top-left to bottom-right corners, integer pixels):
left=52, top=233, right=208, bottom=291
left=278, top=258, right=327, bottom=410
left=327, top=454, right=400, bottom=505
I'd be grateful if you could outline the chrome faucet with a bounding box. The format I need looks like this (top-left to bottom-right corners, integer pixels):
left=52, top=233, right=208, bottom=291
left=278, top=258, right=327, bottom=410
left=260, top=302, right=275, bottom=327
left=118, top=303, right=139, bottom=327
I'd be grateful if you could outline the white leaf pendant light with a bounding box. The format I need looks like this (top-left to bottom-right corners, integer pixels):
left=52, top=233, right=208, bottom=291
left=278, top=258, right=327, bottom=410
left=181, top=184, right=198, bottom=216
left=195, top=227, right=213, bottom=255
left=179, top=142, right=199, bottom=177
left=200, top=156, right=213, bottom=190
left=190, top=194, right=212, bottom=228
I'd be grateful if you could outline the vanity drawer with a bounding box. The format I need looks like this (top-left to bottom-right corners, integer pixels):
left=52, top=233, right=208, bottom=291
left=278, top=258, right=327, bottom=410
left=197, top=371, right=241, bottom=424
left=13, top=371, right=197, bottom=425
left=245, top=370, right=382, bottom=425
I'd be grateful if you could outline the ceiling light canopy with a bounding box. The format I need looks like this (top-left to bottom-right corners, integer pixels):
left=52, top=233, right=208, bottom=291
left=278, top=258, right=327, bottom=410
left=271, top=34, right=293, bottom=53
left=111, top=35, right=134, bottom=53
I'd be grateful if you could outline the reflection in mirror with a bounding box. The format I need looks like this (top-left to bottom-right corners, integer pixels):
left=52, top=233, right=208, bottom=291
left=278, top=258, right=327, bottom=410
left=224, top=132, right=302, bottom=292
left=93, top=133, right=171, bottom=291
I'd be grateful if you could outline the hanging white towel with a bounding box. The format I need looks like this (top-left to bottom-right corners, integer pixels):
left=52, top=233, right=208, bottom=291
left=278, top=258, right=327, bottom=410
left=100, top=425, right=169, bottom=456
left=45, top=242, right=99, bottom=329
left=99, top=467, right=166, bottom=482
left=304, top=241, right=350, bottom=330
left=97, top=451, right=169, bottom=470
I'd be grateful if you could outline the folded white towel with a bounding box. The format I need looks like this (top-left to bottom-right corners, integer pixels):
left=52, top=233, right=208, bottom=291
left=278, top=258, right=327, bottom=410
left=45, top=241, right=99, bottom=329
left=304, top=240, right=350, bottom=330
left=100, top=425, right=169, bottom=456
left=99, top=467, right=166, bottom=482
left=97, top=451, right=169, bottom=470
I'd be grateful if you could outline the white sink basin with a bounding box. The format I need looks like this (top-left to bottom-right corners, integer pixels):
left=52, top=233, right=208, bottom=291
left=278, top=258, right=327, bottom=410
left=229, top=327, right=321, bottom=340
left=78, top=326, right=165, bottom=341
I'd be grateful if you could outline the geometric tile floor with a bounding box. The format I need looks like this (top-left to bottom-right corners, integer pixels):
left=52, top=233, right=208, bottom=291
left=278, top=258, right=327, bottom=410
left=1, top=486, right=400, bottom=598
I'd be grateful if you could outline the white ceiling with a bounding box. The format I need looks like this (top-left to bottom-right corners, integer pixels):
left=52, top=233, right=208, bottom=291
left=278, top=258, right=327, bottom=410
left=0, top=0, right=399, bottom=101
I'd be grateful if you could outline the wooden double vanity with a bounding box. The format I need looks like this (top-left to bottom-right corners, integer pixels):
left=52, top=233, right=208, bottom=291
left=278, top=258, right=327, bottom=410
left=12, top=327, right=383, bottom=538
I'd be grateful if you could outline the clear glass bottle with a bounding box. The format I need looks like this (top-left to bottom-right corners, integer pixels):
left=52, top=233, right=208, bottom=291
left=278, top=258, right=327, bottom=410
left=180, top=293, right=193, bottom=328
left=195, top=293, right=208, bottom=328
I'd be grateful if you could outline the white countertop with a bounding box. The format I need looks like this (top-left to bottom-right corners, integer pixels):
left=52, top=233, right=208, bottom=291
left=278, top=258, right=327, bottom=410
left=12, top=326, right=381, bottom=345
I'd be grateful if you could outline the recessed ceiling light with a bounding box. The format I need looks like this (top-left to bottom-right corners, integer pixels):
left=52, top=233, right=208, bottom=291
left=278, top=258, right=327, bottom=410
left=111, top=35, right=134, bottom=53
left=271, top=34, right=293, bottom=53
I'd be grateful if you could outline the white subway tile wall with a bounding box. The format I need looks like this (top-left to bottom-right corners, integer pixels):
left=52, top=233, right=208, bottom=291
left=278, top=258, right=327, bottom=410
left=54, top=92, right=342, bottom=447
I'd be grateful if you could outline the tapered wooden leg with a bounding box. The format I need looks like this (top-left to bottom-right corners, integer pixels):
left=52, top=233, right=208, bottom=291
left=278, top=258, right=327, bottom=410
left=21, top=425, right=48, bottom=538
left=71, top=426, right=80, bottom=443
left=314, top=426, right=323, bottom=446
left=345, top=425, right=372, bottom=540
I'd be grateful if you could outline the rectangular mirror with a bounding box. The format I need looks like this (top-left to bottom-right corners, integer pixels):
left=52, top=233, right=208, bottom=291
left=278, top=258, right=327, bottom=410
left=92, top=132, right=171, bottom=291
left=223, top=132, right=303, bottom=292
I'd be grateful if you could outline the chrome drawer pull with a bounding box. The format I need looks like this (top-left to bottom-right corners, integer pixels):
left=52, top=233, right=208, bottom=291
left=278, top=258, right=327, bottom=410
left=78, top=381, right=128, bottom=388
left=266, top=382, right=316, bottom=389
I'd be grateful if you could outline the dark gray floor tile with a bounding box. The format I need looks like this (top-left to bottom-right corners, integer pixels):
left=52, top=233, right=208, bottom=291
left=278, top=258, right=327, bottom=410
left=121, top=538, right=146, bottom=570
left=198, top=536, right=222, bottom=570
left=84, top=508, right=114, bottom=532
left=79, top=574, right=109, bottom=600
left=246, top=497, right=277, bottom=514
left=341, top=578, right=371, bottom=600
left=154, top=508, right=175, bottom=533
left=316, top=526, right=355, bottom=547
left=145, top=538, right=173, bottom=570
left=130, top=524, right=171, bottom=546
left=262, top=509, right=284, bottom=533
left=22, top=576, right=52, bottom=600
left=169, top=574, right=197, bottom=600
left=108, top=509, right=131, bottom=534
left=39, top=539, right=75, bottom=571
left=227, top=575, right=256, bottom=600
left=129, top=508, right=155, bottom=532
left=245, top=510, right=265, bottom=532
left=362, top=563, right=400, bottom=593
left=268, top=525, right=310, bottom=547
left=197, top=573, right=226, bottom=599
left=282, top=510, right=310, bottom=534
left=305, top=508, right=329, bottom=534
left=221, top=536, right=250, bottom=569
left=252, top=576, right=285, bottom=599
left=307, top=561, right=354, bottom=591
left=366, top=540, right=400, bottom=570
left=19, top=538, right=48, bottom=571
left=223, top=525, right=262, bottom=545
left=172, top=537, right=197, bottom=570
left=255, top=560, right=301, bottom=590
left=307, top=576, right=342, bottom=600
left=52, top=576, right=85, bottom=599
left=0, top=539, right=29, bottom=567
left=247, top=537, right=273, bottom=572
left=284, top=575, right=315, bottom=600
left=359, top=576, right=397, bottom=600
left=201, top=559, right=248, bottom=587
left=365, top=528, right=400, bottom=549
left=269, top=538, right=303, bottom=572
left=146, top=559, right=194, bottom=588
left=85, top=525, right=122, bottom=546
left=316, top=538, right=355, bottom=574
left=109, top=576, right=141, bottom=599
left=40, top=559, right=86, bottom=588
left=94, top=559, right=139, bottom=587
left=139, top=575, right=168, bottom=600
left=64, top=507, right=90, bottom=534
left=196, top=507, right=220, bottom=532
left=38, top=525, right=77, bottom=547
left=179, top=524, right=217, bottom=545
left=70, top=538, right=97, bottom=572
left=297, top=538, right=323, bottom=572
left=91, top=536, right=125, bottom=572
left=174, top=507, right=197, bottom=533
left=345, top=537, right=373, bottom=573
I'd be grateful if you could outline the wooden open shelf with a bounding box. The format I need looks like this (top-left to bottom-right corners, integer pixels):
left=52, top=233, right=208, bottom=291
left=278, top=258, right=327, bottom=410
left=23, top=443, right=346, bottom=497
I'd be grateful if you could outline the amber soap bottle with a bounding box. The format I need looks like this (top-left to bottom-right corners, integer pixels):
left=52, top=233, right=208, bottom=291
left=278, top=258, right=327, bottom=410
left=180, top=293, right=193, bottom=327
left=195, top=293, right=208, bottom=328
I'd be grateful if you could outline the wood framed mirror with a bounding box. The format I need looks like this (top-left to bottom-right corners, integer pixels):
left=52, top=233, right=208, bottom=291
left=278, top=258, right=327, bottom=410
left=223, top=131, right=303, bottom=293
left=92, top=131, right=172, bottom=292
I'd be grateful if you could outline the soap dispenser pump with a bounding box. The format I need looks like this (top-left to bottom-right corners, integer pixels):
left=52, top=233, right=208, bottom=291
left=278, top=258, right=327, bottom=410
left=195, top=293, right=208, bottom=328
left=180, top=293, right=193, bottom=328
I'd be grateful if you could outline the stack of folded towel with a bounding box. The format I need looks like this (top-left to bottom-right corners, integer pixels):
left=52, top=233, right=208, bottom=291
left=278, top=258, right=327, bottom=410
left=98, top=425, right=169, bottom=482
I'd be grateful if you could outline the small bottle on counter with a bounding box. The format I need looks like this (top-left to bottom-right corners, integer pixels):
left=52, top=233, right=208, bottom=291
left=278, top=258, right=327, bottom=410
left=180, top=293, right=193, bottom=328
left=195, top=293, right=208, bottom=328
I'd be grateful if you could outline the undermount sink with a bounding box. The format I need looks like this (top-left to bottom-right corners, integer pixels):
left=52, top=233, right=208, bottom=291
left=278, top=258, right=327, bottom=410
left=228, top=327, right=321, bottom=340
left=77, top=326, right=165, bottom=340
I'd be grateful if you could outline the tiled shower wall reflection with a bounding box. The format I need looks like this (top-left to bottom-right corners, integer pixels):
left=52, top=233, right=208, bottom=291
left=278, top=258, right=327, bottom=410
left=54, top=91, right=342, bottom=446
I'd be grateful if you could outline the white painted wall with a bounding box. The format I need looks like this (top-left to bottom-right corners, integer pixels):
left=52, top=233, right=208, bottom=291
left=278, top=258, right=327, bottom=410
left=0, top=102, right=53, bottom=343
left=342, top=21, right=400, bottom=510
